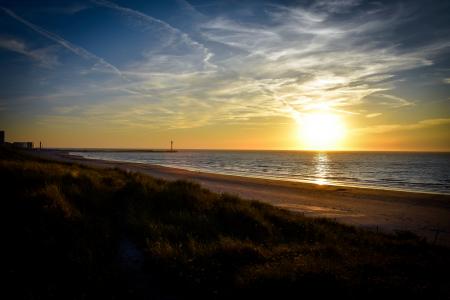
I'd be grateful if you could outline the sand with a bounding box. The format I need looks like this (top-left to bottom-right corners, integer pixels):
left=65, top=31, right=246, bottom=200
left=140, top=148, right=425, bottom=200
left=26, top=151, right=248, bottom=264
left=33, top=150, right=450, bottom=246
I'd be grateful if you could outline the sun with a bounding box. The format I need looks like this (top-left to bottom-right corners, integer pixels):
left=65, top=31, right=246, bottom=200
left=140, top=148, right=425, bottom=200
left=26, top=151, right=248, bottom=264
left=299, top=112, right=346, bottom=150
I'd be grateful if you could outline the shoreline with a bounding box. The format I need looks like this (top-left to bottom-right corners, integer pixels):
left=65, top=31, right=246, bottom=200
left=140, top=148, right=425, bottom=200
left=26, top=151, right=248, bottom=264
left=69, top=151, right=450, bottom=196
left=66, top=151, right=450, bottom=199
left=33, top=149, right=450, bottom=245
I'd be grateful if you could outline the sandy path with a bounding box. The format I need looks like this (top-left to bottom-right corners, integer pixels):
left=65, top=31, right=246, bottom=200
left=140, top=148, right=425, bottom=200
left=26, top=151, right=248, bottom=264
left=33, top=150, right=450, bottom=246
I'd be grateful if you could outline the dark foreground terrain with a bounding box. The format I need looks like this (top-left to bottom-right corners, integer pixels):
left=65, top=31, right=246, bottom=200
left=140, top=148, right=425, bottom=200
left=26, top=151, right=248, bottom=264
left=2, top=147, right=449, bottom=299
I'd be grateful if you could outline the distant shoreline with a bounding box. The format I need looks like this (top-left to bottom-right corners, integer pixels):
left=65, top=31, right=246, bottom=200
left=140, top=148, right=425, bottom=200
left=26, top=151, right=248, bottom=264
left=50, top=148, right=177, bottom=153
left=32, top=149, right=450, bottom=246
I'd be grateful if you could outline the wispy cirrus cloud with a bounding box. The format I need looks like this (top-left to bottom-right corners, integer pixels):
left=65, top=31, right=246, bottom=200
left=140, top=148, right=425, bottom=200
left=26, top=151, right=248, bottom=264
left=90, top=0, right=215, bottom=71
left=195, top=4, right=437, bottom=116
left=353, top=118, right=450, bottom=134
left=2, top=0, right=449, bottom=135
left=0, top=37, right=59, bottom=67
left=366, top=113, right=382, bottom=118
left=312, top=0, right=362, bottom=14
left=38, top=3, right=90, bottom=15
left=373, top=94, right=414, bottom=108
left=1, top=6, right=125, bottom=79
left=176, top=0, right=206, bottom=19
left=38, top=0, right=448, bottom=130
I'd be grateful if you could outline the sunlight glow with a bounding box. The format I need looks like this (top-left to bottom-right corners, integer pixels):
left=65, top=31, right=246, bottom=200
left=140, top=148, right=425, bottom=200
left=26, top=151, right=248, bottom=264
left=299, top=112, right=346, bottom=150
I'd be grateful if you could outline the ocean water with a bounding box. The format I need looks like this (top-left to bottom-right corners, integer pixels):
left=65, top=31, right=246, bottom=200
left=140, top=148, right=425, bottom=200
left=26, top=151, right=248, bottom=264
left=71, top=150, right=450, bottom=194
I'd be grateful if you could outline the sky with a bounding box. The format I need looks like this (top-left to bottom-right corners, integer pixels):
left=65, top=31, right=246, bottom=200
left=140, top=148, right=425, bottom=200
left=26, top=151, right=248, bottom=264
left=0, top=0, right=449, bottom=151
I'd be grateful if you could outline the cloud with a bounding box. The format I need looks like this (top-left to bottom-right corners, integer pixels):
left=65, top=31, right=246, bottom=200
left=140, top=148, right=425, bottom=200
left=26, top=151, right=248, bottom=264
left=5, top=1, right=450, bottom=132
left=0, top=37, right=59, bottom=67
left=366, top=113, right=382, bottom=118
left=176, top=0, right=206, bottom=19
left=354, top=118, right=450, bottom=134
left=90, top=0, right=214, bottom=70
left=41, top=3, right=90, bottom=15
left=1, top=6, right=125, bottom=79
left=373, top=94, right=414, bottom=108
left=312, top=0, right=362, bottom=13
left=193, top=3, right=438, bottom=120
left=56, top=0, right=446, bottom=130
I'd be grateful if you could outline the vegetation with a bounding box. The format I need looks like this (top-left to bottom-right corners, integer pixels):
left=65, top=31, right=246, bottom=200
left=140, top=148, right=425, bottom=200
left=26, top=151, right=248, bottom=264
left=2, top=147, right=449, bottom=299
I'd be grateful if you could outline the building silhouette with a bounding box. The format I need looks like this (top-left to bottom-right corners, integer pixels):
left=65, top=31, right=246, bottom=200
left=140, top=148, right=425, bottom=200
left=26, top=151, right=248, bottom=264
left=13, top=142, right=33, bottom=149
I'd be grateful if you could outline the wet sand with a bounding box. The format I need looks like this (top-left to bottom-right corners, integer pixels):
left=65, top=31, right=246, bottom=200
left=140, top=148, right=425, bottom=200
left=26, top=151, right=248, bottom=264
left=34, top=150, right=450, bottom=246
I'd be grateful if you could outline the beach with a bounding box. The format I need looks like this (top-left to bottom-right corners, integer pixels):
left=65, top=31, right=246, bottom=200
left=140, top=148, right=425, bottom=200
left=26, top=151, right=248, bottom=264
left=35, top=149, right=450, bottom=245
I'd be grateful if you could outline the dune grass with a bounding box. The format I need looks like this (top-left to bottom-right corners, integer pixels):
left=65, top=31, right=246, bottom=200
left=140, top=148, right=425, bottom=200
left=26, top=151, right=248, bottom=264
left=1, top=147, right=449, bottom=299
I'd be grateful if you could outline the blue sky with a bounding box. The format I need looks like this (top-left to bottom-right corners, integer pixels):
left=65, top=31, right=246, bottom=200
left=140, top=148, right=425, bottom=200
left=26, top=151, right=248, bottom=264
left=0, top=0, right=449, bottom=149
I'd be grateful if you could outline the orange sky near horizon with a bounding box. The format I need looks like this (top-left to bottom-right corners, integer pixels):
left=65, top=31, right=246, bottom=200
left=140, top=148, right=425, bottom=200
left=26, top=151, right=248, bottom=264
left=4, top=111, right=450, bottom=151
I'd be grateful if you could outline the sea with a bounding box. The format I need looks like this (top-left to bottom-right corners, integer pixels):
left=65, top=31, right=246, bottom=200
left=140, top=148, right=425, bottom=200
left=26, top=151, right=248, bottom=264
left=70, top=150, right=450, bottom=195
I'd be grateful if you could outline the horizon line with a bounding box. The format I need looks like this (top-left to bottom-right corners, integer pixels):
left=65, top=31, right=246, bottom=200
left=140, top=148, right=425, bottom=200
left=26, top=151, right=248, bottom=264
left=40, top=147, right=450, bottom=153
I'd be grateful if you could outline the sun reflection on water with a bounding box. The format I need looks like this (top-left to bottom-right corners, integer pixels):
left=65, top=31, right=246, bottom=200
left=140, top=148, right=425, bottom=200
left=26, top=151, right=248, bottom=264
left=314, top=152, right=329, bottom=185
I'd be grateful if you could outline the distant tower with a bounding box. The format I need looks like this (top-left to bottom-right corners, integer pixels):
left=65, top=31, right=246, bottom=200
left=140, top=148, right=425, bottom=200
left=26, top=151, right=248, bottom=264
left=0, top=130, right=4, bottom=144
left=170, top=140, right=173, bottom=152
left=40, top=141, right=42, bottom=150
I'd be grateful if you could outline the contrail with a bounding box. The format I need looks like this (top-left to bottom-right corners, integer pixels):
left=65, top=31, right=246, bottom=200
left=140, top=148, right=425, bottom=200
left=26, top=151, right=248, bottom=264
left=176, top=0, right=206, bottom=19
left=91, top=0, right=215, bottom=69
left=1, top=6, right=125, bottom=79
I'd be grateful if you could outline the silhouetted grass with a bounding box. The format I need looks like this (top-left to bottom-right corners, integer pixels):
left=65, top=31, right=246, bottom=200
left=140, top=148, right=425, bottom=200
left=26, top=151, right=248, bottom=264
left=1, top=147, right=449, bottom=299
